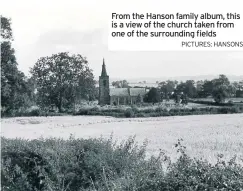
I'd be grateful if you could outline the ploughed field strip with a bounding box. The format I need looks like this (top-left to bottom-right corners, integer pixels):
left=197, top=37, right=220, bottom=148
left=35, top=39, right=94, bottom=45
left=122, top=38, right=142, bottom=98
left=1, top=114, right=243, bottom=164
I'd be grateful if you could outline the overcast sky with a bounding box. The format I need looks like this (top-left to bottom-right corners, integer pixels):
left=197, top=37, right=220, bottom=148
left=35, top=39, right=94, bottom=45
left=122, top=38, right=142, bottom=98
left=1, top=0, right=243, bottom=80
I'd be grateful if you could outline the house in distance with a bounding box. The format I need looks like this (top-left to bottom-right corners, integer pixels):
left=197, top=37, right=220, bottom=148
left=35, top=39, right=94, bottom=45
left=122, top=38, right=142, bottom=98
left=99, top=59, right=146, bottom=105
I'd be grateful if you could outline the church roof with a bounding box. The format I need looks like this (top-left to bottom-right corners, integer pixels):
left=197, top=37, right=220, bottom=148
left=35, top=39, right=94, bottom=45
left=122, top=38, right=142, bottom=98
left=110, top=88, right=129, bottom=96
left=130, top=88, right=146, bottom=96
left=110, top=88, right=146, bottom=97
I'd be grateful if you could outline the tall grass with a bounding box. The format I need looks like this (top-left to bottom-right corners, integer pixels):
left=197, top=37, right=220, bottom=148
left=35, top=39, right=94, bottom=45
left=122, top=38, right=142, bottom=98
left=1, top=136, right=243, bottom=190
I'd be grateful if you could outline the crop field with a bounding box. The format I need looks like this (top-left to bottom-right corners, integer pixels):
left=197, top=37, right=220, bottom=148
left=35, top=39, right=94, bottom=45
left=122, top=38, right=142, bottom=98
left=1, top=114, right=243, bottom=164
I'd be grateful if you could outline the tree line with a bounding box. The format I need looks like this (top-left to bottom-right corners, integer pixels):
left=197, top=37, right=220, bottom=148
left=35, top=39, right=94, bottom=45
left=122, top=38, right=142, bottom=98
left=157, top=75, right=243, bottom=103
left=112, top=76, right=243, bottom=104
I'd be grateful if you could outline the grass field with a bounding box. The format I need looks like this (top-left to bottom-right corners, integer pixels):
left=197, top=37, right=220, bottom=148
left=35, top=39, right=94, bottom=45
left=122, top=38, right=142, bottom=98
left=2, top=114, right=243, bottom=164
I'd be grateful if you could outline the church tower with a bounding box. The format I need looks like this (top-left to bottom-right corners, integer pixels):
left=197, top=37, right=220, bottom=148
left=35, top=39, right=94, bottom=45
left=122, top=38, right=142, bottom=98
left=99, top=58, right=110, bottom=105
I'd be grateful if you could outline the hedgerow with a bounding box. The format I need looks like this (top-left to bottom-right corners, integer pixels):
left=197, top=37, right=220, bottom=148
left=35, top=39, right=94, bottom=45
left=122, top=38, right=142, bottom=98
left=1, top=137, right=243, bottom=191
left=73, top=106, right=243, bottom=118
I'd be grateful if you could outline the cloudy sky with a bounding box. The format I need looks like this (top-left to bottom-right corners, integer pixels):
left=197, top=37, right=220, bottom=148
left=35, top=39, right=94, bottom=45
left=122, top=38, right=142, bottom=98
left=1, top=0, right=243, bottom=80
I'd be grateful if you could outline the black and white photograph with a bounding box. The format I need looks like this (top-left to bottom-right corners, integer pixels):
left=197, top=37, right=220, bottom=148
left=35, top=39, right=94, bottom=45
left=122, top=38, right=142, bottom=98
left=1, top=0, right=243, bottom=190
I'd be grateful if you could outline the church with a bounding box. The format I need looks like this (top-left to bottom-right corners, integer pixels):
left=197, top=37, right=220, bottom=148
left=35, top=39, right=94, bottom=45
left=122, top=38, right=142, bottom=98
left=99, top=59, right=146, bottom=105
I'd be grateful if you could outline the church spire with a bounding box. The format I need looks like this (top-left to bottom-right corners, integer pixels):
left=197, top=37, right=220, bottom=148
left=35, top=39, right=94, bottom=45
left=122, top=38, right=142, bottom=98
left=101, top=58, right=108, bottom=76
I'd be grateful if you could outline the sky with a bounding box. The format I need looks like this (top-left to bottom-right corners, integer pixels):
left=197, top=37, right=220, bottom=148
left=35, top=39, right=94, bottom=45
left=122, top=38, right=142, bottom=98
left=1, top=0, right=243, bottom=81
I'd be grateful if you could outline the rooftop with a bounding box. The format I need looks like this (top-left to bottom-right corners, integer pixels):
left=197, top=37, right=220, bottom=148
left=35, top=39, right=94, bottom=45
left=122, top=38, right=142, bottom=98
left=110, top=88, right=146, bottom=97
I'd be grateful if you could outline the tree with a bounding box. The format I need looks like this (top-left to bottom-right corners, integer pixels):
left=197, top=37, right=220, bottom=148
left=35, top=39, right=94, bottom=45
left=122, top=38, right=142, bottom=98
left=181, top=94, right=189, bottom=105
left=184, top=80, right=197, bottom=98
left=136, top=94, right=143, bottom=104
left=196, top=80, right=204, bottom=97
left=112, top=80, right=129, bottom=88
left=143, top=88, right=161, bottom=103
left=212, top=85, right=229, bottom=103
left=212, top=75, right=231, bottom=103
left=174, top=94, right=181, bottom=104
left=201, top=80, right=214, bottom=97
left=0, top=16, right=13, bottom=40
left=239, top=81, right=243, bottom=91
left=174, top=82, right=185, bottom=95
left=1, top=16, right=32, bottom=114
left=228, top=84, right=237, bottom=97
left=233, top=80, right=243, bottom=97
left=30, top=52, right=96, bottom=112
left=158, top=80, right=176, bottom=99
left=174, top=80, right=197, bottom=98
left=212, top=74, right=230, bottom=87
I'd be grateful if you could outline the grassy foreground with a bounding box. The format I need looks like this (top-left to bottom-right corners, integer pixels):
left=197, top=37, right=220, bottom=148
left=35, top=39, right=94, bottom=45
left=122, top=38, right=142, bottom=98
left=1, top=136, right=243, bottom=191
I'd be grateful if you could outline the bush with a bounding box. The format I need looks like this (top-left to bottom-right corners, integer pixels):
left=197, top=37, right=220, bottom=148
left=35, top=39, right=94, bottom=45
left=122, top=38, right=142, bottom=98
left=90, top=106, right=100, bottom=112
left=135, top=113, right=148, bottom=117
left=190, top=100, right=234, bottom=106
left=142, top=108, right=155, bottom=113
left=124, top=108, right=135, bottom=118
left=76, top=108, right=90, bottom=115
left=1, top=137, right=243, bottom=191
left=155, top=107, right=166, bottom=113
left=131, top=105, right=139, bottom=113
left=1, top=136, right=149, bottom=191
left=28, top=108, right=42, bottom=116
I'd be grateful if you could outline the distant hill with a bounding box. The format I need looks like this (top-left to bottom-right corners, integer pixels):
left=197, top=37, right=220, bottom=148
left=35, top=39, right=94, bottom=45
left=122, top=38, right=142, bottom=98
left=109, top=75, right=243, bottom=83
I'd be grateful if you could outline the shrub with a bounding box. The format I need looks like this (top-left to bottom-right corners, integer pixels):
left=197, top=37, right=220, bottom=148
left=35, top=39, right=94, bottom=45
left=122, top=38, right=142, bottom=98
left=155, top=107, right=166, bottom=113
left=190, top=100, right=234, bottom=106
left=124, top=108, right=135, bottom=118
left=1, top=137, right=243, bottom=191
left=90, top=106, right=100, bottom=112
left=76, top=108, right=90, bottom=115
left=28, top=108, right=42, bottom=116
left=142, top=108, right=155, bottom=113
left=135, top=113, right=148, bottom=117
left=169, top=108, right=181, bottom=115
left=1, top=150, right=53, bottom=191
left=131, top=105, right=139, bottom=113
left=228, top=100, right=234, bottom=104
left=1, top=136, right=149, bottom=191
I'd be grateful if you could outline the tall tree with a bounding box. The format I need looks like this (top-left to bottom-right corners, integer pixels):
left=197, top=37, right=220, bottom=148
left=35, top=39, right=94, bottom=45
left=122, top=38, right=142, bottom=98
left=144, top=87, right=161, bottom=103
left=196, top=80, right=204, bottom=98
left=174, top=80, right=197, bottom=98
left=212, top=75, right=231, bottom=103
left=158, top=80, right=176, bottom=99
left=0, top=16, right=12, bottom=40
left=184, top=80, right=197, bottom=98
left=1, top=16, right=32, bottom=114
left=213, top=74, right=230, bottom=87
left=202, top=80, right=214, bottom=97
left=30, top=52, right=96, bottom=112
left=233, top=80, right=243, bottom=97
